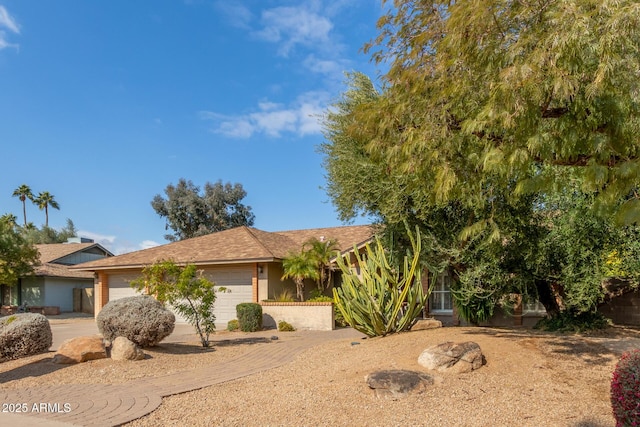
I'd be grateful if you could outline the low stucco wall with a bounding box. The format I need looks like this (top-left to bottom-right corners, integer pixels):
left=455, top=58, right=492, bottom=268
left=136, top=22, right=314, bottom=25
left=261, top=302, right=334, bottom=331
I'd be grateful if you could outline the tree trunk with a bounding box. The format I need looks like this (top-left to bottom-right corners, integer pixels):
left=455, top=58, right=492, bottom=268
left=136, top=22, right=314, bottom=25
left=296, top=279, right=305, bottom=302
left=535, top=279, right=561, bottom=317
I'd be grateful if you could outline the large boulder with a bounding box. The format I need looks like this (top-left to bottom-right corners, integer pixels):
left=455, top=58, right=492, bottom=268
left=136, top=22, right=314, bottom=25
left=52, top=335, right=107, bottom=364
left=0, top=313, right=52, bottom=361
left=97, top=295, right=175, bottom=347
left=418, top=341, right=485, bottom=373
left=110, top=336, right=145, bottom=361
left=365, top=370, right=434, bottom=399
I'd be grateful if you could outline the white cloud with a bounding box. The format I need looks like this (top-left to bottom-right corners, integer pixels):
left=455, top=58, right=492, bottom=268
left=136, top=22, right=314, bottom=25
left=0, top=6, right=19, bottom=34
left=253, top=6, right=333, bottom=57
left=303, top=54, right=346, bottom=75
left=77, top=229, right=161, bottom=255
left=214, top=1, right=253, bottom=29
left=140, top=240, right=161, bottom=250
left=200, top=91, right=328, bottom=139
left=0, top=6, right=19, bottom=50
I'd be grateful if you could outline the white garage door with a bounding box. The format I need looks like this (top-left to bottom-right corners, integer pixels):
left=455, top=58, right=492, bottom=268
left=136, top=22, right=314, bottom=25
left=108, top=273, right=141, bottom=302
left=203, top=266, right=254, bottom=326
left=108, top=268, right=254, bottom=327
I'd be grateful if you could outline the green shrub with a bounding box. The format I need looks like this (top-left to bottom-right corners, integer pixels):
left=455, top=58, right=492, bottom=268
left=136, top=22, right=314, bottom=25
left=274, top=289, right=295, bottom=302
left=236, top=303, right=263, bottom=332
left=227, top=319, right=239, bottom=332
left=611, top=349, right=640, bottom=426
left=278, top=320, right=295, bottom=331
left=534, top=310, right=610, bottom=333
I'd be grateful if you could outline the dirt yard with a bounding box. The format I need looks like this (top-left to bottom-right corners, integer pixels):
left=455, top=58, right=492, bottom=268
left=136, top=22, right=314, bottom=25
left=2, top=325, right=638, bottom=426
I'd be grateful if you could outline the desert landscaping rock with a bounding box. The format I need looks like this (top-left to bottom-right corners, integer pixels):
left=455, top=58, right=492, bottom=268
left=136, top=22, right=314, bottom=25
left=0, top=313, right=52, bottom=361
left=411, top=318, right=443, bottom=331
left=418, top=341, right=485, bottom=373
left=52, top=335, right=107, bottom=364
left=111, top=336, right=146, bottom=361
left=365, top=369, right=434, bottom=399
left=97, top=295, right=175, bottom=347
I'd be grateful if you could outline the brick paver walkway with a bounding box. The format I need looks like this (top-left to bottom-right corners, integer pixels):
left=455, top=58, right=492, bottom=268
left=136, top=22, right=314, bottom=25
left=0, top=328, right=363, bottom=427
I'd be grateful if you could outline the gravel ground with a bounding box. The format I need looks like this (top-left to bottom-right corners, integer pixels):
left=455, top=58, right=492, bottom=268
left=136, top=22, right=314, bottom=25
left=2, top=325, right=638, bottom=427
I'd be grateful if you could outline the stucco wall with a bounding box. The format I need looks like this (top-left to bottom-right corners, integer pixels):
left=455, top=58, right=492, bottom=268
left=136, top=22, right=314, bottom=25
left=261, top=302, right=334, bottom=331
left=599, top=290, right=640, bottom=326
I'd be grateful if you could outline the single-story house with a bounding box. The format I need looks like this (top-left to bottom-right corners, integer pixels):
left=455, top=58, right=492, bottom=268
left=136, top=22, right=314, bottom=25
left=73, top=225, right=377, bottom=327
left=0, top=239, right=113, bottom=315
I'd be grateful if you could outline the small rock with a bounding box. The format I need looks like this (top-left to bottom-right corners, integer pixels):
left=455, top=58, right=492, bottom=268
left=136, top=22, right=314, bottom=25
left=411, top=318, right=443, bottom=331
left=351, top=341, right=360, bottom=346
left=111, top=336, right=145, bottom=361
left=52, top=335, right=106, bottom=364
left=270, top=335, right=279, bottom=341
left=366, top=369, right=433, bottom=399
left=418, top=341, right=485, bottom=373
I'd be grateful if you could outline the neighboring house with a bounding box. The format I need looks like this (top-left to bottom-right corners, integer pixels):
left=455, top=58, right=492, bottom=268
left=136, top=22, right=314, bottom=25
left=73, top=225, right=376, bottom=326
left=0, top=239, right=114, bottom=315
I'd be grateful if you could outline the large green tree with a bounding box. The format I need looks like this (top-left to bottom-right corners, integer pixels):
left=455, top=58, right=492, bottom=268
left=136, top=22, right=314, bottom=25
left=360, top=0, right=640, bottom=223
left=321, top=0, right=640, bottom=321
left=0, top=215, right=39, bottom=286
left=151, top=179, right=255, bottom=242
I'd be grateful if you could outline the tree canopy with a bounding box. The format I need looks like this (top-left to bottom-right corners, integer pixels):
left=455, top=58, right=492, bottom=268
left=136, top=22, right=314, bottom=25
left=151, top=179, right=255, bottom=242
left=321, top=1, right=640, bottom=321
left=0, top=215, right=39, bottom=286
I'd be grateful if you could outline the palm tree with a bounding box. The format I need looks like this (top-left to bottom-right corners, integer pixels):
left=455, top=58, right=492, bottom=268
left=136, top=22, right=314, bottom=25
left=34, top=191, right=60, bottom=227
left=12, top=184, right=34, bottom=226
left=281, top=252, right=319, bottom=302
left=303, top=237, right=341, bottom=291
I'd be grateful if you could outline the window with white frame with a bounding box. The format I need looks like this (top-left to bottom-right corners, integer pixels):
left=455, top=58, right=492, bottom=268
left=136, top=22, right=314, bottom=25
left=522, top=299, right=546, bottom=315
left=429, top=272, right=453, bottom=313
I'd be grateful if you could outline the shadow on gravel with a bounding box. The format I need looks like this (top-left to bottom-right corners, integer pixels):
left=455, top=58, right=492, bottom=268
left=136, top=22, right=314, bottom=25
left=213, top=337, right=273, bottom=347
left=148, top=337, right=273, bottom=355
left=0, top=354, right=69, bottom=383
left=459, top=327, right=619, bottom=367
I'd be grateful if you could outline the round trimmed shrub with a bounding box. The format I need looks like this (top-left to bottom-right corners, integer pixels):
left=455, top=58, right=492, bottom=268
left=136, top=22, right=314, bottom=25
left=278, top=320, right=295, bottom=332
left=236, top=303, right=262, bottom=332
left=97, top=295, right=175, bottom=347
left=227, top=319, right=239, bottom=332
left=0, top=313, right=52, bottom=361
left=612, top=349, right=640, bottom=426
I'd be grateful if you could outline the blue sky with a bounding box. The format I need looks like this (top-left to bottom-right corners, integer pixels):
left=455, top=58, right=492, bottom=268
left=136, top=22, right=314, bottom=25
left=0, top=1, right=384, bottom=254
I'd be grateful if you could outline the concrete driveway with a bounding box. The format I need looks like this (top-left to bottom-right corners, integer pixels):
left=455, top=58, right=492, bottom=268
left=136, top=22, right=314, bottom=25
left=46, top=314, right=207, bottom=351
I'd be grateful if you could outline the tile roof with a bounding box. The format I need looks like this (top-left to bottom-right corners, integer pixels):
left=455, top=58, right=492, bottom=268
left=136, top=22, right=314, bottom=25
left=73, top=225, right=377, bottom=271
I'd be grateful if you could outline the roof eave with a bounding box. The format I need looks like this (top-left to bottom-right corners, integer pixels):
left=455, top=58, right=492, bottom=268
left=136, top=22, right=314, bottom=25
left=72, top=257, right=280, bottom=271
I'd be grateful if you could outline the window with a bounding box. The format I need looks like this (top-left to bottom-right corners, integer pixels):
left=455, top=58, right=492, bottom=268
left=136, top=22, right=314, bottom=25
left=429, top=272, right=452, bottom=313
left=523, top=300, right=546, bottom=315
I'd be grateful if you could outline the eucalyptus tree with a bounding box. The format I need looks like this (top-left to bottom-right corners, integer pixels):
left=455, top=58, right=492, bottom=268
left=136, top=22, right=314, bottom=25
left=151, top=179, right=255, bottom=242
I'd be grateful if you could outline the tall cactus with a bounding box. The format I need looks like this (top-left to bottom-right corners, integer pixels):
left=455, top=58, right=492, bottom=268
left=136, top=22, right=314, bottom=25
left=333, top=228, right=428, bottom=337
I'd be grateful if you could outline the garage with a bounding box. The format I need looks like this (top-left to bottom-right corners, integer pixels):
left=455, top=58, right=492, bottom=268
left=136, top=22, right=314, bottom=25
left=202, top=266, right=253, bottom=326
left=106, top=268, right=253, bottom=327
